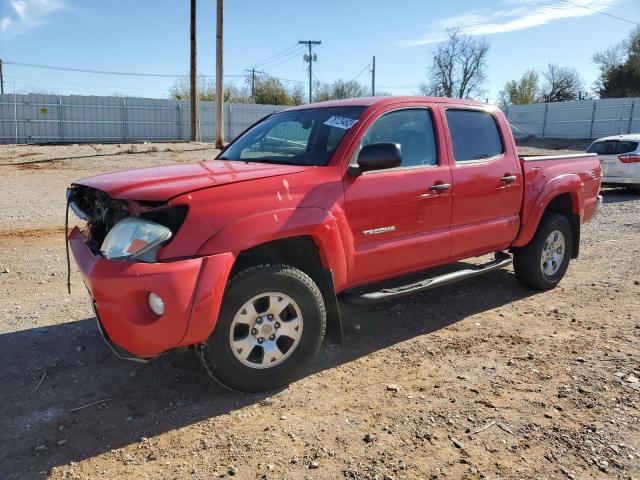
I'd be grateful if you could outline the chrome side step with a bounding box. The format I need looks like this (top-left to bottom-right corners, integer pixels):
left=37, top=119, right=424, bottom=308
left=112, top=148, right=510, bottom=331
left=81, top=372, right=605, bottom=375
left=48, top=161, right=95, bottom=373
left=340, top=252, right=512, bottom=306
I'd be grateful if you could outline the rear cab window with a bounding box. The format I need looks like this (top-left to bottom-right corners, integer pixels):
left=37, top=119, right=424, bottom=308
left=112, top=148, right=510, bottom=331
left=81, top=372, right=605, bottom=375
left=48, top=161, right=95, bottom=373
left=445, top=109, right=504, bottom=162
left=587, top=140, right=639, bottom=155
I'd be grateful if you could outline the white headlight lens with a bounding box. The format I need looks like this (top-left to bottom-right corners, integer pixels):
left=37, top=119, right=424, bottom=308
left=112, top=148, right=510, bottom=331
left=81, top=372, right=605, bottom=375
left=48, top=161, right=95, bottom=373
left=100, top=217, right=172, bottom=260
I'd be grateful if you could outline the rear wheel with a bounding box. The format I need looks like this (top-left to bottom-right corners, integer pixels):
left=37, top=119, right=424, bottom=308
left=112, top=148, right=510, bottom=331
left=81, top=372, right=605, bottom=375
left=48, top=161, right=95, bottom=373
left=513, top=213, right=573, bottom=290
left=198, top=264, right=326, bottom=392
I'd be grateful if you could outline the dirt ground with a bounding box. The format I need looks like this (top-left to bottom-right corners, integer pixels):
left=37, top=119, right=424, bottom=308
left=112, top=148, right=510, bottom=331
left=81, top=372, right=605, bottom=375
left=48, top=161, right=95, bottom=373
left=0, top=142, right=638, bottom=480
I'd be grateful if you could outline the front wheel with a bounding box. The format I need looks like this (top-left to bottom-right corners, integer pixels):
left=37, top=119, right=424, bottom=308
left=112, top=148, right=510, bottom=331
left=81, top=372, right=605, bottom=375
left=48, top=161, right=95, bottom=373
left=513, top=213, right=573, bottom=290
left=198, top=264, right=326, bottom=392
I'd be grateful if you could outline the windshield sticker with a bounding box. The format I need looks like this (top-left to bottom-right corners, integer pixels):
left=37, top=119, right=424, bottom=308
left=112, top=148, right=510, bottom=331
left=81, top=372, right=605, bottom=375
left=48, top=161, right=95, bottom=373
left=323, top=116, right=358, bottom=130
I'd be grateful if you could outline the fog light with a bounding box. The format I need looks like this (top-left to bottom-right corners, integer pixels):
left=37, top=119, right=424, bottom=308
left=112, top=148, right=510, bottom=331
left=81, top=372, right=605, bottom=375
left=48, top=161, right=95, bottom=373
left=148, top=292, right=165, bottom=316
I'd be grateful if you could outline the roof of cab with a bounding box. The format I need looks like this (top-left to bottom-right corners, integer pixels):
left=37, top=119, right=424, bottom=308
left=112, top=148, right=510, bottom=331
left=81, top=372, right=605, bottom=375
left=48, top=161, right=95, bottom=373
left=283, top=96, right=488, bottom=111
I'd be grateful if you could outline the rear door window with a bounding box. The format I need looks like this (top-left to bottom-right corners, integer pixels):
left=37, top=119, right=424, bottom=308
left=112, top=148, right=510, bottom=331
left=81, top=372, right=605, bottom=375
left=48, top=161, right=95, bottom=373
left=445, top=109, right=504, bottom=162
left=587, top=140, right=639, bottom=155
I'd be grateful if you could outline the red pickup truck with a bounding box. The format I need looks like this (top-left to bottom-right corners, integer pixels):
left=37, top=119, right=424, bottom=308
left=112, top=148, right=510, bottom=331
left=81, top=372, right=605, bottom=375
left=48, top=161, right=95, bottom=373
left=67, top=96, right=602, bottom=392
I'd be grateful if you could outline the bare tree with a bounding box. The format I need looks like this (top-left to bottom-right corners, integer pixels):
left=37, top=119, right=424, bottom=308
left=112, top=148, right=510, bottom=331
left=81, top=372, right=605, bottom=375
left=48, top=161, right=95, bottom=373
left=542, top=63, right=584, bottom=102
left=420, top=28, right=489, bottom=99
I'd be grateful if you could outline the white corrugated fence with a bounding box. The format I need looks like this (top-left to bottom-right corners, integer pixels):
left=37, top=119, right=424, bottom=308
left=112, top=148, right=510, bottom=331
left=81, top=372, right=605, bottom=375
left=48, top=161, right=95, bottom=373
left=504, top=97, right=640, bottom=139
left=1, top=94, right=639, bottom=144
left=0, top=93, right=286, bottom=144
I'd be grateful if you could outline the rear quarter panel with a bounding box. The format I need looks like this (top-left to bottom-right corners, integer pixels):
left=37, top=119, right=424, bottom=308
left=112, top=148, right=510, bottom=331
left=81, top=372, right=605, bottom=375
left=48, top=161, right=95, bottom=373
left=513, top=153, right=601, bottom=247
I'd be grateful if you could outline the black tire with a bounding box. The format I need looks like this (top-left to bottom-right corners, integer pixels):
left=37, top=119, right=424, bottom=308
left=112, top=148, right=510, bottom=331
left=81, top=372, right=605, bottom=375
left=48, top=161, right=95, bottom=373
left=198, top=264, right=326, bottom=393
left=513, top=213, right=573, bottom=290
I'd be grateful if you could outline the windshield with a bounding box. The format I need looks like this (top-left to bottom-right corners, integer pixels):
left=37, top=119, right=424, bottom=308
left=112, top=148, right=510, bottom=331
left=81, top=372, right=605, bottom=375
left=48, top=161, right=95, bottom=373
left=219, top=106, right=366, bottom=166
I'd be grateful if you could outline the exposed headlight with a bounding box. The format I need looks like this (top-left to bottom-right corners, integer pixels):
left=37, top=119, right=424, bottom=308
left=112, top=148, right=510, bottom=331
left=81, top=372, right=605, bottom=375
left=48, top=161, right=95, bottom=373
left=100, top=217, right=172, bottom=262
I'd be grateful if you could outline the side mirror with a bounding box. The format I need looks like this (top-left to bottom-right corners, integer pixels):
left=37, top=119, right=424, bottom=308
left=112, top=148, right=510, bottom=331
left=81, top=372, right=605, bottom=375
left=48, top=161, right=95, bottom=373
left=351, top=143, right=402, bottom=175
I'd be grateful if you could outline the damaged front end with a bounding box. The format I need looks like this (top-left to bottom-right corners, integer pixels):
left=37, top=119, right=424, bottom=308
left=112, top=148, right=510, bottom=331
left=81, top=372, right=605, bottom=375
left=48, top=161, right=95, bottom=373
left=66, top=185, right=188, bottom=263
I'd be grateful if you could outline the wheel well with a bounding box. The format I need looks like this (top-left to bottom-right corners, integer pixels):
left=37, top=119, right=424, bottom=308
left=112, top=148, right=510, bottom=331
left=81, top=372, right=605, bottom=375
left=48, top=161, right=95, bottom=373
left=231, top=236, right=343, bottom=343
left=544, top=193, right=580, bottom=258
left=232, top=236, right=324, bottom=280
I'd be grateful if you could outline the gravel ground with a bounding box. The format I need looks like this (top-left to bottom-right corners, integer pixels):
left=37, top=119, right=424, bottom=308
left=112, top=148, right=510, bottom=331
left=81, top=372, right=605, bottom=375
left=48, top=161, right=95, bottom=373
left=0, top=142, right=638, bottom=480
left=0, top=143, right=220, bottom=232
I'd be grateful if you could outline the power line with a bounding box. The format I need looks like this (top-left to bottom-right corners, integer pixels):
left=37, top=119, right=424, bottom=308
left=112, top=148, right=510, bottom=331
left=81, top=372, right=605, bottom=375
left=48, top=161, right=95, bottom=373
left=259, top=48, right=305, bottom=71
left=249, top=44, right=302, bottom=69
left=350, top=61, right=372, bottom=84
left=231, top=44, right=301, bottom=81
left=5, top=60, right=183, bottom=77
left=314, top=62, right=327, bottom=84
left=4, top=74, right=171, bottom=92
left=3, top=60, right=246, bottom=78
left=556, top=0, right=639, bottom=26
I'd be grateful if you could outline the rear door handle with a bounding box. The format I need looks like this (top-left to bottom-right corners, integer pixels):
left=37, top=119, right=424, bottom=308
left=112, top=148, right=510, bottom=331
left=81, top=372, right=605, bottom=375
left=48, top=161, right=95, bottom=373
left=429, top=183, right=451, bottom=191
left=501, top=175, right=517, bottom=184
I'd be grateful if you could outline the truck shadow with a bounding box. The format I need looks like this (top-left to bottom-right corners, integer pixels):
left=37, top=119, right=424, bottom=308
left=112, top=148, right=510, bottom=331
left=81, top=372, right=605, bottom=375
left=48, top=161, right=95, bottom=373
left=600, top=187, right=639, bottom=204
left=0, top=268, right=534, bottom=479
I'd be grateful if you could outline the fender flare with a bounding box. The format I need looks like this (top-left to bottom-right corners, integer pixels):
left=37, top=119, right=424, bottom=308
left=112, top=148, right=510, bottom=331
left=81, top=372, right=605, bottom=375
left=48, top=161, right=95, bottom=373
left=196, top=207, right=349, bottom=291
left=512, top=174, right=584, bottom=248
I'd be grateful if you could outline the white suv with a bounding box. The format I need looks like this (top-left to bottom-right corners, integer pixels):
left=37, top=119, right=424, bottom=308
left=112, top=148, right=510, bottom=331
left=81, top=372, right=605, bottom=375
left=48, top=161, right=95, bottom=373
left=587, top=134, right=640, bottom=190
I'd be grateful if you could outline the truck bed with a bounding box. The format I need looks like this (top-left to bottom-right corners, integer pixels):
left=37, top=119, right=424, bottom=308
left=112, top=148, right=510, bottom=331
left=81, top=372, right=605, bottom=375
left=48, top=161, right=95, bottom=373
left=517, top=153, right=601, bottom=246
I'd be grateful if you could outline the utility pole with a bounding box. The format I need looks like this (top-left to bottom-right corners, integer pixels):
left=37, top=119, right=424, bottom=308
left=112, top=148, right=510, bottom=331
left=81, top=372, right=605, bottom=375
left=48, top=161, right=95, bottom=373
left=371, top=56, right=375, bottom=97
left=299, top=40, right=321, bottom=103
left=0, top=60, right=4, bottom=95
left=251, top=68, right=255, bottom=100
left=215, top=0, right=224, bottom=148
left=190, top=0, right=199, bottom=141
left=245, top=68, right=257, bottom=100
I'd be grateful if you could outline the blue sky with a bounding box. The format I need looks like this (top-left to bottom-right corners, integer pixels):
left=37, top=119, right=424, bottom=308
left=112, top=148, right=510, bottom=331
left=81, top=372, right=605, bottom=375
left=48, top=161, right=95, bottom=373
left=1, top=0, right=638, bottom=103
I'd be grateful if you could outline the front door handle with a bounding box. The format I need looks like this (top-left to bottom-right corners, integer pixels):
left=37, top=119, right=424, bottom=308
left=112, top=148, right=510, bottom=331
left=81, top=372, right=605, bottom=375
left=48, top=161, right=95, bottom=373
left=501, top=175, right=517, bottom=184
left=429, top=183, right=451, bottom=191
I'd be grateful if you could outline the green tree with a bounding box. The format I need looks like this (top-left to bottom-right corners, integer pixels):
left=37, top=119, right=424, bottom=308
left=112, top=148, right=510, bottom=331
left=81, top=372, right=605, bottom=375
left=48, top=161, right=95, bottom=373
left=594, top=27, right=640, bottom=98
left=314, top=79, right=369, bottom=101
left=252, top=75, right=298, bottom=105
left=168, top=76, right=249, bottom=103
left=169, top=74, right=306, bottom=105
left=498, top=70, right=541, bottom=106
left=289, top=84, right=306, bottom=105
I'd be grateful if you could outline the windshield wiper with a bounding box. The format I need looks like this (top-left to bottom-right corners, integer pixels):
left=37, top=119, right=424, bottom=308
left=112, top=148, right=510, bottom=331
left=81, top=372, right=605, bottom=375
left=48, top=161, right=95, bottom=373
left=247, top=158, right=295, bottom=165
left=217, top=156, right=305, bottom=165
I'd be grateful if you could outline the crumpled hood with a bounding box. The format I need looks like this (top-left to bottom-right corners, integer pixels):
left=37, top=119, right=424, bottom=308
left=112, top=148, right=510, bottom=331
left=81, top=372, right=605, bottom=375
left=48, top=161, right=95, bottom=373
left=74, top=160, right=312, bottom=201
